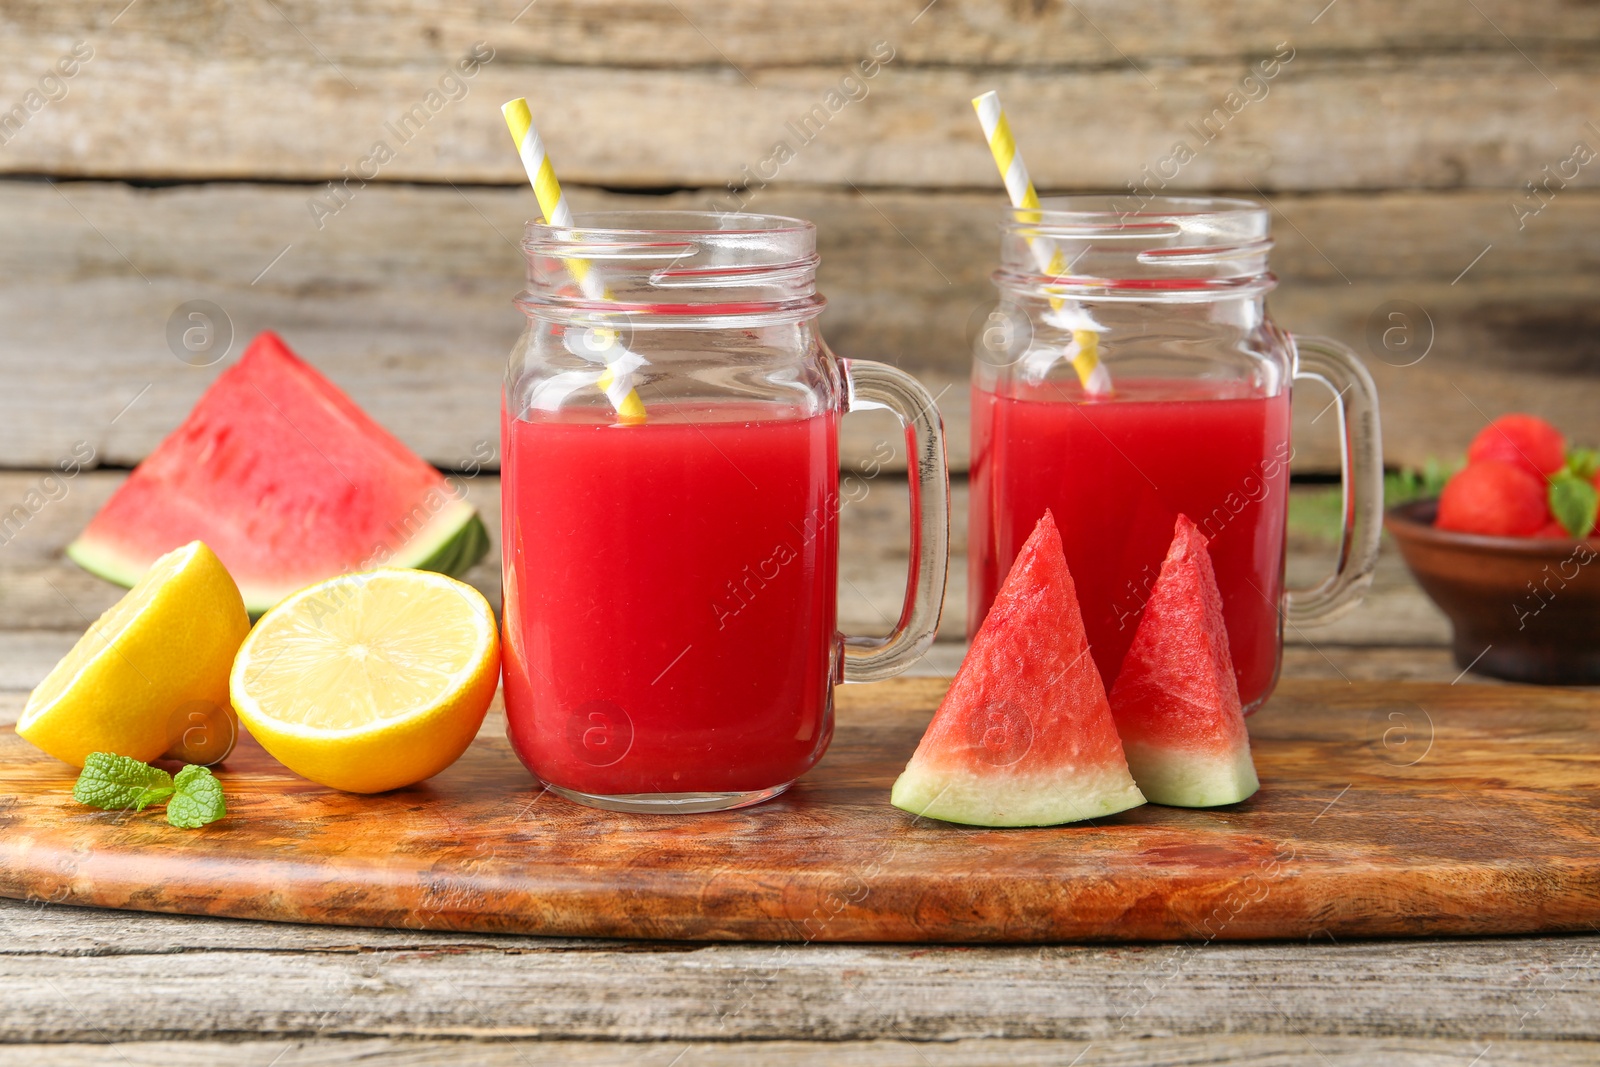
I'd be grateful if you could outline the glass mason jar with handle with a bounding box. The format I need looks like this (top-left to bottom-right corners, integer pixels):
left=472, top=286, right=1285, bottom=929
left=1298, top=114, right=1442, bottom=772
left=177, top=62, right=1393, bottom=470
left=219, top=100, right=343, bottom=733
left=968, top=195, right=1382, bottom=712
left=502, top=211, right=949, bottom=813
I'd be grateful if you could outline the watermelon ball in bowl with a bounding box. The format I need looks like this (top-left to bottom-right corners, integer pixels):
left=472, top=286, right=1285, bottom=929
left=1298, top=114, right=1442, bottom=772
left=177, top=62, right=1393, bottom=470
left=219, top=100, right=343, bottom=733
left=1465, top=412, right=1567, bottom=478
left=1385, top=499, right=1600, bottom=685
left=1435, top=460, right=1551, bottom=538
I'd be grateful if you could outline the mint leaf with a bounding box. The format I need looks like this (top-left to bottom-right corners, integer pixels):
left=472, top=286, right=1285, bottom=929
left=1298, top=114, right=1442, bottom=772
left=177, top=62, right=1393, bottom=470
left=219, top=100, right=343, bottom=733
left=166, top=764, right=226, bottom=828
left=1383, top=458, right=1457, bottom=510
left=1568, top=448, right=1599, bottom=482
left=73, top=753, right=174, bottom=812
left=1421, top=457, right=1454, bottom=497
left=1550, top=471, right=1598, bottom=539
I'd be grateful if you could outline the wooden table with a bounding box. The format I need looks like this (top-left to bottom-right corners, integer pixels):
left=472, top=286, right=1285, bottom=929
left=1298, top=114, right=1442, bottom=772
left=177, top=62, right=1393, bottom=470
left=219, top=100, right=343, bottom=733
left=4, top=0, right=1597, bottom=1057
left=3, top=475, right=1597, bottom=1065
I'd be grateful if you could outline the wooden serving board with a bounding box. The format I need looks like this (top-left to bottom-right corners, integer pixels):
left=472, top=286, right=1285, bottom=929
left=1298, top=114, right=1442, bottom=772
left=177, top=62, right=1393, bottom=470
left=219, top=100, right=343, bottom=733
left=2, top=679, right=1598, bottom=943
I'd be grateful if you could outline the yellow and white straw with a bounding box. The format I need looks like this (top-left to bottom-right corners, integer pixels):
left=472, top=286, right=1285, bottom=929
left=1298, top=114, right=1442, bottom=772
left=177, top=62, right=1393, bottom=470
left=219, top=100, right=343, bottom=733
left=502, top=97, right=647, bottom=424
left=971, top=91, right=1112, bottom=396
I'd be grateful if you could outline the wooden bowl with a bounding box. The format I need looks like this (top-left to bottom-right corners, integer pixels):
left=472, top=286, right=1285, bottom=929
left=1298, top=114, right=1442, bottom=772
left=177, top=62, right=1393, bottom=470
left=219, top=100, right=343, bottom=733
left=1385, top=499, right=1600, bottom=685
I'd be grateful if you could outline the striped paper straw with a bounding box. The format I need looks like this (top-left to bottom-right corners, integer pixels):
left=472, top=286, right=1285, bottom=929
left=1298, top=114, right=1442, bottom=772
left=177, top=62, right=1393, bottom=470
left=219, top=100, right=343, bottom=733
left=971, top=91, right=1112, bottom=396
left=501, top=97, right=647, bottom=424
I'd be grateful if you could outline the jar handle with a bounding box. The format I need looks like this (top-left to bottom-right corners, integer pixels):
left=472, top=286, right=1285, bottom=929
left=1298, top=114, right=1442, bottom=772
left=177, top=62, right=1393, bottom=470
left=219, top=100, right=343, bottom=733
left=839, top=359, right=951, bottom=682
left=1285, top=335, right=1385, bottom=625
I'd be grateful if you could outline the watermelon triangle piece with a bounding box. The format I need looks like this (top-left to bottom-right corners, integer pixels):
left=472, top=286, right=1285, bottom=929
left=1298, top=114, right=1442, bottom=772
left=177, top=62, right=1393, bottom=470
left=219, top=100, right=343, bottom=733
left=1109, top=514, right=1259, bottom=808
left=68, top=332, right=489, bottom=616
left=891, top=510, right=1145, bottom=827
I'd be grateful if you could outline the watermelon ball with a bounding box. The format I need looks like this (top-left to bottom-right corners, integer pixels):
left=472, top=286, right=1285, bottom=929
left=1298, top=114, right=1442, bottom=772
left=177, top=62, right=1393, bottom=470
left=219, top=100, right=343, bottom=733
left=1466, top=414, right=1566, bottom=477
left=1436, top=461, right=1551, bottom=537
left=1533, top=520, right=1572, bottom=540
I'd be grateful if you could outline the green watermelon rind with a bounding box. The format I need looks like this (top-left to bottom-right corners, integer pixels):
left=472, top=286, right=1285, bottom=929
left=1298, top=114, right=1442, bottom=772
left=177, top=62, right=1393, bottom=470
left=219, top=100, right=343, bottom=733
left=66, top=500, right=490, bottom=618
left=413, top=509, right=492, bottom=580
left=1122, top=740, right=1260, bottom=809
left=891, top=763, right=1146, bottom=828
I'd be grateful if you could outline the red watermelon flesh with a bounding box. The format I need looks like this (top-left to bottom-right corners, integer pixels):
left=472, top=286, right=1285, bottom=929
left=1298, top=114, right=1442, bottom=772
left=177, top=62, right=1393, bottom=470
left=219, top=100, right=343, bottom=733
left=891, top=510, right=1145, bottom=826
left=69, top=332, right=488, bottom=615
left=1109, top=514, right=1259, bottom=807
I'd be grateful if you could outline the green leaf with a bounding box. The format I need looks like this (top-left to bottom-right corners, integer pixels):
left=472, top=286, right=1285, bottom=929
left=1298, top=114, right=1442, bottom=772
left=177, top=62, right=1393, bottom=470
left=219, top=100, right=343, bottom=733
left=1420, top=457, right=1454, bottom=497
left=1568, top=448, right=1599, bottom=482
left=73, top=753, right=174, bottom=812
left=1383, top=458, right=1457, bottom=510
left=1288, top=486, right=1345, bottom=543
left=166, top=764, right=226, bottom=828
left=1549, top=471, right=1599, bottom=539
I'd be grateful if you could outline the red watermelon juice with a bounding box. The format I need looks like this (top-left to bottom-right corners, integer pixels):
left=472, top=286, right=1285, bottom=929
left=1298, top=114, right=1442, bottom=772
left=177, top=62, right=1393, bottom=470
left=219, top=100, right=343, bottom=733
left=969, top=378, right=1292, bottom=711
left=501, top=401, right=841, bottom=798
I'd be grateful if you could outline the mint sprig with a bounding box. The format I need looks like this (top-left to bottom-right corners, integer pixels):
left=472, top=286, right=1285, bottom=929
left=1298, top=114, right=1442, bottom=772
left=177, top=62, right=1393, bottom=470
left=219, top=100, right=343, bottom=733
left=72, top=752, right=226, bottom=828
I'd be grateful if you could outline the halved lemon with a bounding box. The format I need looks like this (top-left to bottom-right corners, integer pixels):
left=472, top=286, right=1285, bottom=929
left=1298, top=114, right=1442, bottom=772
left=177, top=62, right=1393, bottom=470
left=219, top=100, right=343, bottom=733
left=230, top=568, right=500, bottom=793
left=18, top=541, right=249, bottom=768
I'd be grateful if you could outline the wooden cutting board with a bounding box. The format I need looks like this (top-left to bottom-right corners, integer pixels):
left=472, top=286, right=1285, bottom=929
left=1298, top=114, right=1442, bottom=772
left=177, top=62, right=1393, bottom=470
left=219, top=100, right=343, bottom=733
left=2, top=678, right=1598, bottom=942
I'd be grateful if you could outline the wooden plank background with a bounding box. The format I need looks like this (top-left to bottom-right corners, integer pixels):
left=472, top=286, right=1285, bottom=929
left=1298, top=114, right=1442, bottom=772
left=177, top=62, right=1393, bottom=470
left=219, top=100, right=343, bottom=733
left=1, top=0, right=1596, bottom=472
left=0, top=469, right=1457, bottom=692
left=4, top=893, right=1597, bottom=1062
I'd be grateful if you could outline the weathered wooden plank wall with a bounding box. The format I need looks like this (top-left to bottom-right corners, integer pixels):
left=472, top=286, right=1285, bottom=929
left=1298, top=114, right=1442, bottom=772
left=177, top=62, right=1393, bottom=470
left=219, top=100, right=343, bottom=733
left=0, top=468, right=1455, bottom=691
left=0, top=0, right=1595, bottom=471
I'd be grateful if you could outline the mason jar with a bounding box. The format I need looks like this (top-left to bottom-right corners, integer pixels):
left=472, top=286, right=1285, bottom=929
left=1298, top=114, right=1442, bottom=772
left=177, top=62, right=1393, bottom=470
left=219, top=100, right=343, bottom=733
left=969, top=195, right=1382, bottom=711
left=502, top=211, right=950, bottom=811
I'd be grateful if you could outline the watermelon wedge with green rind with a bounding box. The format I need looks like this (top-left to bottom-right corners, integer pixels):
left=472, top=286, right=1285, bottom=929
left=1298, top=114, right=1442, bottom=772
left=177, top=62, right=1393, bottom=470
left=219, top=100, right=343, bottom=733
left=891, top=510, right=1145, bottom=827
left=1109, top=514, right=1259, bottom=808
left=68, top=331, right=489, bottom=616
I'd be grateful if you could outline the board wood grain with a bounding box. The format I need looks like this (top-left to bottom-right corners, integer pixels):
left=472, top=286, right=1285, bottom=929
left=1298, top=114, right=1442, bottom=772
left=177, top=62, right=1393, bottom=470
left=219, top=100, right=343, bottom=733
left=2, top=679, right=1596, bottom=943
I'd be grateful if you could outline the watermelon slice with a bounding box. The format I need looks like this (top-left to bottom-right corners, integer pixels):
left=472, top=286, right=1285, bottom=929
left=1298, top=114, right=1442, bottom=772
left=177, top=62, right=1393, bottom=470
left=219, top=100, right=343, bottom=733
left=891, top=510, right=1146, bottom=827
left=1109, top=514, right=1259, bottom=808
left=69, top=332, right=489, bottom=616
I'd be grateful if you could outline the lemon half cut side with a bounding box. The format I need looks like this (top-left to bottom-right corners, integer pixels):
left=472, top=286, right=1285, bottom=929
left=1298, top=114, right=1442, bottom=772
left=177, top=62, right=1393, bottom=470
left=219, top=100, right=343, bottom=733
left=230, top=568, right=500, bottom=794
